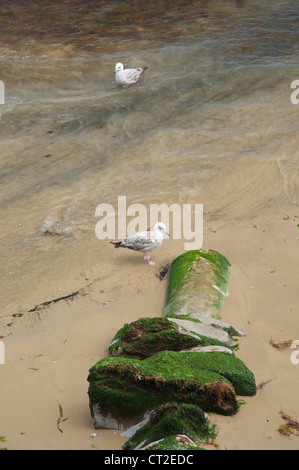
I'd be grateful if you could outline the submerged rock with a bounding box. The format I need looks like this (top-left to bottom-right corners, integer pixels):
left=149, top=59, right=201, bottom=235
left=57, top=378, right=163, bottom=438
left=163, top=249, right=232, bottom=319
left=123, top=402, right=213, bottom=450
left=88, top=350, right=256, bottom=429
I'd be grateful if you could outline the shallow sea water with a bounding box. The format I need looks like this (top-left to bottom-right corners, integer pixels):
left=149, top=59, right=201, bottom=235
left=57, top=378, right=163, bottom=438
left=0, top=0, right=298, bottom=315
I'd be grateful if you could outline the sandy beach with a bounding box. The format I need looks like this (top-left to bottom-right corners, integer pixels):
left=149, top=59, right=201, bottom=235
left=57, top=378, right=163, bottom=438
left=1, top=158, right=299, bottom=450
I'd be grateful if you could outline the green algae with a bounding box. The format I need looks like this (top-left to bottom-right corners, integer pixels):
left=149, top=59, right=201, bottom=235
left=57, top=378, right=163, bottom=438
left=89, top=351, right=233, bottom=389
left=163, top=249, right=231, bottom=319
left=108, top=317, right=199, bottom=358
left=87, top=247, right=256, bottom=447
left=108, top=316, right=235, bottom=358
left=145, top=350, right=256, bottom=396
left=88, top=351, right=243, bottom=421
left=123, top=402, right=216, bottom=450
left=88, top=350, right=255, bottom=425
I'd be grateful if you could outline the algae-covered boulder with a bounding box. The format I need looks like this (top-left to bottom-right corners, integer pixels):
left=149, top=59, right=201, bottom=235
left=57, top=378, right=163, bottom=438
left=86, top=246, right=257, bottom=450
left=163, top=249, right=231, bottom=319
left=108, top=316, right=239, bottom=358
left=87, top=349, right=257, bottom=429
left=123, top=402, right=214, bottom=450
left=108, top=317, right=200, bottom=358
left=176, top=350, right=256, bottom=396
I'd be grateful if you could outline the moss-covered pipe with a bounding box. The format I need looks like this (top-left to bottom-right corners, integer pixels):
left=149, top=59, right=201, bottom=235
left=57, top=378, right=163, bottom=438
left=163, top=249, right=231, bottom=320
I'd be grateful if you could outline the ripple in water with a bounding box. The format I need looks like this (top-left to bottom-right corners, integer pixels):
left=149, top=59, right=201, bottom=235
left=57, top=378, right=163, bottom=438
left=0, top=0, right=298, bottom=313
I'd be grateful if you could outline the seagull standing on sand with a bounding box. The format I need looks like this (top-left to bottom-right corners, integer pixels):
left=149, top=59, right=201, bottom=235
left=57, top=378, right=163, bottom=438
left=114, top=62, right=148, bottom=86
left=110, top=222, right=170, bottom=266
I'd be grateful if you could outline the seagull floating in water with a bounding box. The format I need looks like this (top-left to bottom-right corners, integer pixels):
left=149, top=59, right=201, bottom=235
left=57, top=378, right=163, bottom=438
left=114, top=62, right=148, bottom=86
left=110, top=222, right=169, bottom=266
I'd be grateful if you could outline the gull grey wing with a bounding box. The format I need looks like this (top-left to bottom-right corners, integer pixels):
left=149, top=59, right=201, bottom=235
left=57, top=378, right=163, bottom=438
left=124, top=69, right=140, bottom=83
left=121, top=234, right=156, bottom=251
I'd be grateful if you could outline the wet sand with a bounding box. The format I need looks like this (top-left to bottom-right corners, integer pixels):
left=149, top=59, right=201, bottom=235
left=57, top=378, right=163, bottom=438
left=1, top=0, right=299, bottom=451
left=1, top=157, right=299, bottom=450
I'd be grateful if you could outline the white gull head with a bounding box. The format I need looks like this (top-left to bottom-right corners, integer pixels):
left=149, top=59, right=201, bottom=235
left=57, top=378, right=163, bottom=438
left=114, top=62, right=124, bottom=73
left=153, top=222, right=170, bottom=237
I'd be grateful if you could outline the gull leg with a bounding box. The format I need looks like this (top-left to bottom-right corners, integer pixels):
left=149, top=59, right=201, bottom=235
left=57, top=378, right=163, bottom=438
left=143, top=253, right=156, bottom=266
left=148, top=260, right=156, bottom=266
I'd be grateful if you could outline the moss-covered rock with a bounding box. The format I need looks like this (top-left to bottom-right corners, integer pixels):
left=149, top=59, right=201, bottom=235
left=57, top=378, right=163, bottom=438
left=87, top=350, right=251, bottom=428
left=123, top=402, right=215, bottom=450
left=87, top=248, right=257, bottom=450
left=108, top=316, right=238, bottom=358
left=175, top=350, right=256, bottom=396
left=163, top=249, right=231, bottom=319
left=108, top=317, right=201, bottom=358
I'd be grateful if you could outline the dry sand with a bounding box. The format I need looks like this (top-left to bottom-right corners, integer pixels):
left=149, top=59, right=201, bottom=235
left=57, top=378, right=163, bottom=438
left=1, top=159, right=299, bottom=451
